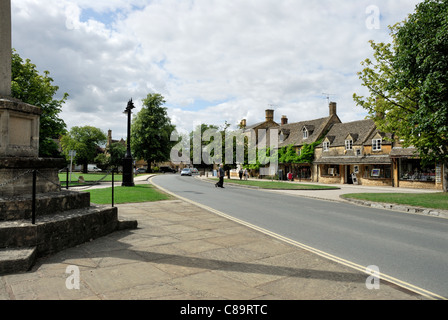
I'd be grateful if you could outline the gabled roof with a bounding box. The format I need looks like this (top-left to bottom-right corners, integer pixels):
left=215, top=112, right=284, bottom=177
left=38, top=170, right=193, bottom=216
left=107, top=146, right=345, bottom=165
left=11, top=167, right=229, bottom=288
left=274, top=116, right=335, bottom=147
left=318, top=119, right=377, bottom=147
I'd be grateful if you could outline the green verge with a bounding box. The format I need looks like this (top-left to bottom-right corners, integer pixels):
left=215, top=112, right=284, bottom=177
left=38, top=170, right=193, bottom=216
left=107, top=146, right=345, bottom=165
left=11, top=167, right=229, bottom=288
left=85, top=184, right=172, bottom=205
left=208, top=178, right=339, bottom=190
left=58, top=172, right=123, bottom=187
left=341, top=193, right=448, bottom=210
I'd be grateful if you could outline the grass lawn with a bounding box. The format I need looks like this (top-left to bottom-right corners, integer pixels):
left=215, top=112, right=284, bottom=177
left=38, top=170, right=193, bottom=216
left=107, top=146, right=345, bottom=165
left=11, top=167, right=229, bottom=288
left=85, top=184, right=172, bottom=205
left=341, top=192, right=448, bottom=210
left=59, top=172, right=123, bottom=184
left=209, top=178, right=339, bottom=190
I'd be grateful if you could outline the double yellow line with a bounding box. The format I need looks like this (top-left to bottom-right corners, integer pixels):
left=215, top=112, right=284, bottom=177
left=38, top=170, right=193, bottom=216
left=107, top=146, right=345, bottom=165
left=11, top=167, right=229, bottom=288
left=150, top=177, right=446, bottom=300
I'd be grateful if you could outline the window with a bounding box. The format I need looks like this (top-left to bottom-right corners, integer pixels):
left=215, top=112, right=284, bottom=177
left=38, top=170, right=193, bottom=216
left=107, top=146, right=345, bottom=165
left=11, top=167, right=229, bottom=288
left=321, top=164, right=339, bottom=176
left=363, top=165, right=391, bottom=179
left=372, top=139, right=382, bottom=151
left=345, top=139, right=353, bottom=150
left=399, top=159, right=435, bottom=182
left=323, top=141, right=330, bottom=151
left=303, top=128, right=308, bottom=139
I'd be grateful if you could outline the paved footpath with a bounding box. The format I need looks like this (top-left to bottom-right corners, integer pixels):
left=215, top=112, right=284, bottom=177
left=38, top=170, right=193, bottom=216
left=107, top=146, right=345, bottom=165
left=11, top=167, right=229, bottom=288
left=0, top=175, right=432, bottom=301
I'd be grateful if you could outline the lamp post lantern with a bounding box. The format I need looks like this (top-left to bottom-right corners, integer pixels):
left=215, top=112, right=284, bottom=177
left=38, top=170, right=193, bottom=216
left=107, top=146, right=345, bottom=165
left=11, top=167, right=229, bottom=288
left=122, top=99, right=135, bottom=186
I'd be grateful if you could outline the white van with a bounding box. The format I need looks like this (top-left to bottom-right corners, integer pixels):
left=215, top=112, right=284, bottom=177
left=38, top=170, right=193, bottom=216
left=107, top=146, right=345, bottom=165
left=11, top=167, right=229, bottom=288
left=88, top=164, right=102, bottom=172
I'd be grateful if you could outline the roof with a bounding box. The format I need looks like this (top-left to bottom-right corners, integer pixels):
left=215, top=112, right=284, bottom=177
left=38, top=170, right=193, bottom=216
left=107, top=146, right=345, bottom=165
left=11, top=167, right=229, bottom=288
left=318, top=119, right=378, bottom=147
left=390, top=147, right=419, bottom=158
left=273, top=116, right=335, bottom=147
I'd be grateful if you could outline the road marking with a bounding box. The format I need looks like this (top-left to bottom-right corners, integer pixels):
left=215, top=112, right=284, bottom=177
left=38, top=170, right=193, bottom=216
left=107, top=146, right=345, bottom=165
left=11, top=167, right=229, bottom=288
left=150, top=177, right=447, bottom=300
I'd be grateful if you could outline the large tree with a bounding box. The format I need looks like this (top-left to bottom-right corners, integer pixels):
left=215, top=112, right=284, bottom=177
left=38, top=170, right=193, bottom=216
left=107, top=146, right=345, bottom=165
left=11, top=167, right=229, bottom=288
left=11, top=49, right=68, bottom=157
left=60, top=126, right=107, bottom=173
left=353, top=0, right=448, bottom=191
left=130, top=93, right=176, bottom=172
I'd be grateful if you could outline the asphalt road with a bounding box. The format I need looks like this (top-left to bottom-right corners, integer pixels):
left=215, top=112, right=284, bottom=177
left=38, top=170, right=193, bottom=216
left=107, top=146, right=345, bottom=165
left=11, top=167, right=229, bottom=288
left=151, top=174, right=448, bottom=299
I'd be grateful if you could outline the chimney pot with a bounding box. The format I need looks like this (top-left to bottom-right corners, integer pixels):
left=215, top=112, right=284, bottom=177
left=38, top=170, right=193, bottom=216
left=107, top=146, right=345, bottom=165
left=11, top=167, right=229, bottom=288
left=281, top=115, right=288, bottom=125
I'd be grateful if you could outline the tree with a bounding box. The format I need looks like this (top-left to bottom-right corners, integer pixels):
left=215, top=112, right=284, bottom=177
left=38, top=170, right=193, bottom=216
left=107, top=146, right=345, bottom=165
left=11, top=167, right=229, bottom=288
left=353, top=0, right=448, bottom=192
left=11, top=49, right=68, bottom=157
left=108, top=142, right=126, bottom=168
left=60, top=126, right=107, bottom=173
left=130, top=93, right=176, bottom=172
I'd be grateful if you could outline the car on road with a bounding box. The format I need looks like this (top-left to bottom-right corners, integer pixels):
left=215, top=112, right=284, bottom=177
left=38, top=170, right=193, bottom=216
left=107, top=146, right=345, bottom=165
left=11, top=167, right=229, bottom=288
left=136, top=167, right=146, bottom=174
left=191, top=168, right=199, bottom=175
left=181, top=168, right=192, bottom=176
left=159, top=166, right=176, bottom=173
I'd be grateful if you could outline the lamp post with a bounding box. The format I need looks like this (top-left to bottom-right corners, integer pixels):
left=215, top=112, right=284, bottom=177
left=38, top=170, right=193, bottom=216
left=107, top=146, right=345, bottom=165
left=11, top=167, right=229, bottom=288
left=122, top=99, right=135, bottom=186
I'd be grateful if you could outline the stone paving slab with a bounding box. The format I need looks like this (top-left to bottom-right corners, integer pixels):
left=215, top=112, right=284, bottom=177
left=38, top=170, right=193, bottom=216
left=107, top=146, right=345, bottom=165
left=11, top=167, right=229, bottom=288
left=0, top=199, right=425, bottom=301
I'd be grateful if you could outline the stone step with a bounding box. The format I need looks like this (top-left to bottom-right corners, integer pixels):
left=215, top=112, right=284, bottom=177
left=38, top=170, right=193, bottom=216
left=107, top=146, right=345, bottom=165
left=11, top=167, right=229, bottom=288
left=0, top=247, right=37, bottom=275
left=0, top=190, right=90, bottom=221
left=0, top=205, right=121, bottom=256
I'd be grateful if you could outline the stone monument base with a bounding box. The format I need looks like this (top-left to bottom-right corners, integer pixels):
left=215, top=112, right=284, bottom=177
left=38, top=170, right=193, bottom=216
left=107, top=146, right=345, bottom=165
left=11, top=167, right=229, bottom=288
left=0, top=157, right=66, bottom=197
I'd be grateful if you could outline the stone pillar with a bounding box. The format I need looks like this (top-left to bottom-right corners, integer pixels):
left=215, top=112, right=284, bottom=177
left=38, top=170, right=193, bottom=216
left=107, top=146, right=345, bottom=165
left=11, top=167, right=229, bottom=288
left=0, top=0, right=12, bottom=96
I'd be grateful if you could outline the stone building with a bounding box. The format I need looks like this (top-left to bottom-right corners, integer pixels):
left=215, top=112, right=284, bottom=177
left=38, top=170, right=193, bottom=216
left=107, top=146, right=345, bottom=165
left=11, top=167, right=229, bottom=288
left=314, top=119, right=393, bottom=186
left=274, top=102, right=341, bottom=180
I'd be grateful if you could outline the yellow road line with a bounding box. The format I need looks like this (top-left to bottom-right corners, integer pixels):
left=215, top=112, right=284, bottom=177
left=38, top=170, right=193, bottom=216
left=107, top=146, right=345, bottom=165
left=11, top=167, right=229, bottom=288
left=150, top=178, right=446, bottom=300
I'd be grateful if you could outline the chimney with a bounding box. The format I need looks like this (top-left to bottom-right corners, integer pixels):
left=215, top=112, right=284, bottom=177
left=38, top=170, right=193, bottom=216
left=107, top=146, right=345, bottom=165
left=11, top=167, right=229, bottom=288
left=240, top=119, right=247, bottom=128
left=281, top=115, right=288, bottom=125
left=329, top=102, right=337, bottom=116
left=107, top=129, right=112, bottom=147
left=265, top=109, right=274, bottom=122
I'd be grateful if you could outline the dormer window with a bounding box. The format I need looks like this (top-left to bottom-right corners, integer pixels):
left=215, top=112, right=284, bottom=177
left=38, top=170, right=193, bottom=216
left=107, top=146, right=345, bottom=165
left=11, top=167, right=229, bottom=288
left=323, top=141, right=330, bottom=151
left=372, top=138, right=382, bottom=151
left=345, top=139, right=353, bottom=150
left=303, top=127, right=308, bottom=139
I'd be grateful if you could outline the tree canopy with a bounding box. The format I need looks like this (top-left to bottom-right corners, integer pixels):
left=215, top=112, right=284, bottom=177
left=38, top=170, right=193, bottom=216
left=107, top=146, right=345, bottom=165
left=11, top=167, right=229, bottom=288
left=11, top=49, right=68, bottom=157
left=130, top=93, right=176, bottom=170
left=60, top=126, right=107, bottom=173
left=353, top=0, right=448, bottom=191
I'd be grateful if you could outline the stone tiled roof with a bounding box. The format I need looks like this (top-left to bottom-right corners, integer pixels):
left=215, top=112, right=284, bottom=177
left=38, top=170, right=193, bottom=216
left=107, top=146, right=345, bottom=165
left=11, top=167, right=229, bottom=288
left=319, top=119, right=377, bottom=147
left=390, top=147, right=419, bottom=158
left=273, top=116, right=334, bottom=147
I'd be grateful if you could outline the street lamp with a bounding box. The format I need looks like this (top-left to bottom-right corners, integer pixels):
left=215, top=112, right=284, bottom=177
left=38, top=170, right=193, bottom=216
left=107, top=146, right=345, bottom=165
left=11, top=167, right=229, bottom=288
left=122, top=99, right=135, bottom=187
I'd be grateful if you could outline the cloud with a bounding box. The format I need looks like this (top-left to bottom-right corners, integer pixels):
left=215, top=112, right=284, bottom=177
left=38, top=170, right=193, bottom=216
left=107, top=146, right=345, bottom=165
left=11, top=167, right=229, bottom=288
left=11, top=0, right=423, bottom=139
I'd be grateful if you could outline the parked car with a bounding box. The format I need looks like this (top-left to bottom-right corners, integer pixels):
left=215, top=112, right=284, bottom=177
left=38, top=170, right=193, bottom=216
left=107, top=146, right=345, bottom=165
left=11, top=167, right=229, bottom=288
left=181, top=168, right=192, bottom=176
left=191, top=168, right=199, bottom=175
left=159, top=166, right=176, bottom=173
left=136, top=167, right=146, bottom=174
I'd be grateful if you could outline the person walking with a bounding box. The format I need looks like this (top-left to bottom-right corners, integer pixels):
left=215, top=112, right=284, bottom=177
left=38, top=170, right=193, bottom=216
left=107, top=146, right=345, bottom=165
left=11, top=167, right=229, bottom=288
left=215, top=164, right=225, bottom=188
left=239, top=168, right=243, bottom=180
left=244, top=168, right=248, bottom=180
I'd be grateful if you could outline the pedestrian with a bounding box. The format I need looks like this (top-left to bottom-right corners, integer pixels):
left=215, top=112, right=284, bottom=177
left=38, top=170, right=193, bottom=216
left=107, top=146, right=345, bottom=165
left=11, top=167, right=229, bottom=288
left=244, top=168, right=248, bottom=180
left=239, top=168, right=243, bottom=180
left=215, top=164, right=225, bottom=188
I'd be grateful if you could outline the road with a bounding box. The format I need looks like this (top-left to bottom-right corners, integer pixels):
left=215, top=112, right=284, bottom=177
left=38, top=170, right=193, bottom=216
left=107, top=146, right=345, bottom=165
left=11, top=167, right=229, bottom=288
left=151, top=174, right=448, bottom=299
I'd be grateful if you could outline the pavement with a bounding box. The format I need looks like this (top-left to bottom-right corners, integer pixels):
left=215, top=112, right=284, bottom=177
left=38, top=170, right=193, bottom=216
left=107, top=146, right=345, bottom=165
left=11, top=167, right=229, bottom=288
left=0, top=174, right=442, bottom=301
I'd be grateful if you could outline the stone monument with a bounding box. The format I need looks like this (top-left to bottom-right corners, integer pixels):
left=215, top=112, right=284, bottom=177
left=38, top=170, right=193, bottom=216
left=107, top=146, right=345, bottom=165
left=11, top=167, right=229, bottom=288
left=0, top=0, right=136, bottom=275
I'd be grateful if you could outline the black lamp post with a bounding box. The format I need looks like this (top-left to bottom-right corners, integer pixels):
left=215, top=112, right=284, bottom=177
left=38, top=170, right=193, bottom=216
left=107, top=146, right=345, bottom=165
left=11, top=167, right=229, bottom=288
left=122, top=99, right=135, bottom=186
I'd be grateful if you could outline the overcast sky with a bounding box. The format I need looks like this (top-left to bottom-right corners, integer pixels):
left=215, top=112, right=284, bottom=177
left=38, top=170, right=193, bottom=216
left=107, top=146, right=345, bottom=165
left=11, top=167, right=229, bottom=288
left=11, top=0, right=422, bottom=140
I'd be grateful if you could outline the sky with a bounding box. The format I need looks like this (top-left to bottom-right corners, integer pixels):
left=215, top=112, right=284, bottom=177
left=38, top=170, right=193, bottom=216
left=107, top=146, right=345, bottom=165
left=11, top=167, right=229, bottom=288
left=11, top=0, right=423, bottom=140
